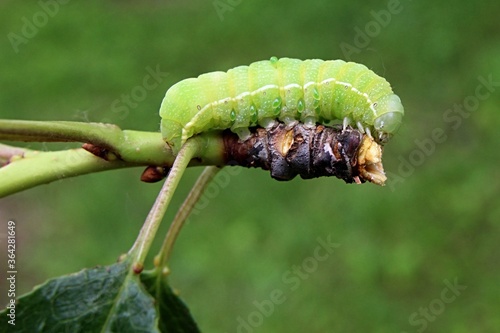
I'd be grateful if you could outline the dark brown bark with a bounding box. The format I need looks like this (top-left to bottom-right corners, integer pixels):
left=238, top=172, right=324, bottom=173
left=223, top=123, right=386, bottom=185
left=140, top=166, right=170, bottom=183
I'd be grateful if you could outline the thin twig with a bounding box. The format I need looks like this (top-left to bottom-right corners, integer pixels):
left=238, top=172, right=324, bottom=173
left=156, top=166, right=220, bottom=271
left=128, top=139, right=202, bottom=273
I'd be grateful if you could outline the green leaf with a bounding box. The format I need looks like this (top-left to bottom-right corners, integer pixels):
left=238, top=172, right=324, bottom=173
left=141, top=269, right=201, bottom=333
left=0, top=260, right=199, bottom=332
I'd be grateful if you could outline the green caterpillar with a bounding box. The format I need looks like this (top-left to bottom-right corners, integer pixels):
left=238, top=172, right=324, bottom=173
left=160, top=57, right=404, bottom=153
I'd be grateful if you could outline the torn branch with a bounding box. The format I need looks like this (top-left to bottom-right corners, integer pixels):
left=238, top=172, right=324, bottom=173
left=222, top=123, right=386, bottom=185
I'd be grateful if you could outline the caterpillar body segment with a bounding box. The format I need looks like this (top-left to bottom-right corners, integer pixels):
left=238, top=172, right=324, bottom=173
left=160, top=57, right=404, bottom=154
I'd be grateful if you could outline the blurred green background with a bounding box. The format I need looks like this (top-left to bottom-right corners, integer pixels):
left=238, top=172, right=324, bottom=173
left=1, top=0, right=499, bottom=332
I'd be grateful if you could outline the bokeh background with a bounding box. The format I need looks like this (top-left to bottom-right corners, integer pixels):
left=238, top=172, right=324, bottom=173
left=1, top=0, right=499, bottom=332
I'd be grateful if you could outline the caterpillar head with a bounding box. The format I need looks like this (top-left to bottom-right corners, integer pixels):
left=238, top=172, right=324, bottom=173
left=373, top=94, right=404, bottom=144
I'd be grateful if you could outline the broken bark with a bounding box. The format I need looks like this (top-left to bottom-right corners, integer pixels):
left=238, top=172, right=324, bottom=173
left=223, top=123, right=386, bottom=185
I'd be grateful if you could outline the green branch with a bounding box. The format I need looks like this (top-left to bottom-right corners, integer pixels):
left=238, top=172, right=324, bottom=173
left=0, top=120, right=123, bottom=144
left=0, top=119, right=224, bottom=198
left=128, top=139, right=203, bottom=272
left=0, top=148, right=127, bottom=197
left=156, top=166, right=220, bottom=270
